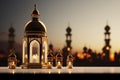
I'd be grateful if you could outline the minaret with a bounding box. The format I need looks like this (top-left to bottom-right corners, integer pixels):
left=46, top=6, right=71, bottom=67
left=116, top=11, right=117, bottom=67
left=102, top=24, right=111, bottom=62
left=48, top=43, right=56, bottom=66
left=62, top=24, right=72, bottom=66
left=49, top=43, right=54, bottom=52
left=8, top=24, right=15, bottom=51
left=66, top=24, right=72, bottom=51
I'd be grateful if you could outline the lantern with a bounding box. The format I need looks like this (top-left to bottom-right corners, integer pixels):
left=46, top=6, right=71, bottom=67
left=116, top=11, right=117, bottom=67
left=47, top=50, right=53, bottom=69
left=22, top=4, right=48, bottom=69
left=8, top=49, right=17, bottom=69
left=67, top=53, right=73, bottom=69
left=56, top=50, right=63, bottom=69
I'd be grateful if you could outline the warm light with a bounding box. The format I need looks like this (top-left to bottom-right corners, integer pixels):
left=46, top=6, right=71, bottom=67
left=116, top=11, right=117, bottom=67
left=41, top=55, right=44, bottom=65
left=68, top=69, right=72, bottom=74
left=86, top=54, right=91, bottom=58
left=47, top=62, right=52, bottom=69
left=12, top=62, right=15, bottom=65
left=48, top=69, right=51, bottom=74
left=43, top=49, right=45, bottom=53
left=33, top=55, right=37, bottom=59
left=9, top=69, right=15, bottom=74
left=68, top=61, right=72, bottom=69
left=102, top=53, right=106, bottom=57
left=58, top=61, right=61, bottom=65
left=106, top=46, right=110, bottom=50
left=25, top=54, right=28, bottom=59
left=77, top=53, right=84, bottom=59
left=41, top=55, right=43, bottom=60
left=68, top=61, right=72, bottom=65
left=57, top=61, right=62, bottom=69
left=33, top=54, right=37, bottom=63
left=110, top=53, right=114, bottom=62
left=12, top=70, right=15, bottom=74
left=83, top=53, right=87, bottom=56
left=48, top=62, right=51, bottom=64
left=9, top=61, right=16, bottom=69
left=67, top=47, right=70, bottom=51
left=58, top=69, right=61, bottom=74
left=25, top=54, right=28, bottom=64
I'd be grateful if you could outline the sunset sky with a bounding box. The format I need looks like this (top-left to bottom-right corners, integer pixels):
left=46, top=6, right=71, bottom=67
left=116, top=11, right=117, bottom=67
left=1, top=0, right=120, bottom=53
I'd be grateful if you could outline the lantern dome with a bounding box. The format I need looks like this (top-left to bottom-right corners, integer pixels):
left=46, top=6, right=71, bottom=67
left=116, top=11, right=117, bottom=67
left=25, top=4, right=47, bottom=34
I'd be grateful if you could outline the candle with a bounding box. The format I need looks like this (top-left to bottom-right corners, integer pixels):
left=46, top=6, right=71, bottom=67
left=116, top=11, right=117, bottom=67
left=9, top=61, right=16, bottom=69
left=33, top=54, right=37, bottom=63
left=47, top=62, right=52, bottom=69
left=68, top=61, right=72, bottom=69
left=57, top=61, right=62, bottom=69
left=25, top=54, right=28, bottom=64
left=12, top=61, right=15, bottom=68
left=12, top=62, right=15, bottom=65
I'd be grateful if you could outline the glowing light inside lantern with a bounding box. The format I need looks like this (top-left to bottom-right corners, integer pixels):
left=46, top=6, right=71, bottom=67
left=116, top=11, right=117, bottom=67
left=68, top=61, right=72, bottom=69
left=25, top=54, right=28, bottom=64
left=47, top=62, right=52, bottom=69
left=25, top=54, right=28, bottom=59
left=33, top=54, right=37, bottom=63
left=57, top=61, right=62, bottom=69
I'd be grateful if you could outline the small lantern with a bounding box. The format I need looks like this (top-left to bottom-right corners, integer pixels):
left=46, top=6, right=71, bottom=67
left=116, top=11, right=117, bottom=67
left=56, top=50, right=63, bottom=69
left=47, top=50, right=53, bottom=69
left=8, top=49, right=17, bottom=69
left=67, top=53, right=73, bottom=69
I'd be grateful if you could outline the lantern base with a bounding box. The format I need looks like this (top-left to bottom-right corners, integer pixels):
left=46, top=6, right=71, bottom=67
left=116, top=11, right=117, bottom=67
left=47, top=65, right=52, bottom=69
left=68, top=66, right=72, bottom=69
left=27, top=63, right=42, bottom=69
left=8, top=65, right=16, bottom=69
left=57, top=65, right=62, bottom=69
left=20, top=64, right=28, bottom=69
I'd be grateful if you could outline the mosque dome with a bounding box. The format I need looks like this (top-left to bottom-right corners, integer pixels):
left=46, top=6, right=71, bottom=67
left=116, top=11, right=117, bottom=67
left=83, top=46, right=87, bottom=51
left=105, top=25, right=110, bottom=31
left=66, top=26, right=71, bottom=33
left=9, top=27, right=15, bottom=33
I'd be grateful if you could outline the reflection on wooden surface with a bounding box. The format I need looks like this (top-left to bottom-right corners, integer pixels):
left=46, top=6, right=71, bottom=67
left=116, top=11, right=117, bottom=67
left=0, top=67, right=120, bottom=74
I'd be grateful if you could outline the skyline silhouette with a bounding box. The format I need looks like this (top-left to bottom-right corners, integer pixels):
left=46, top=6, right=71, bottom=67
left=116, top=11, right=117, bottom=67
left=1, top=0, right=120, bottom=55
left=0, top=20, right=120, bottom=66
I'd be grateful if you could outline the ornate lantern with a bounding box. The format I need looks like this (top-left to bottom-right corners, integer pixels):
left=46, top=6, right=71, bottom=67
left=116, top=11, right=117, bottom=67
left=47, top=50, right=53, bottom=69
left=67, top=53, right=73, bottom=69
left=56, top=50, right=63, bottom=69
left=8, top=49, right=17, bottom=69
left=22, top=4, right=48, bottom=69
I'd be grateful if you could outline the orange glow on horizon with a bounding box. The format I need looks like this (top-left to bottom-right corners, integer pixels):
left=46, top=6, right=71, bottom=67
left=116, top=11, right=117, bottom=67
left=110, top=53, right=114, bottom=62
left=77, top=53, right=84, bottom=60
